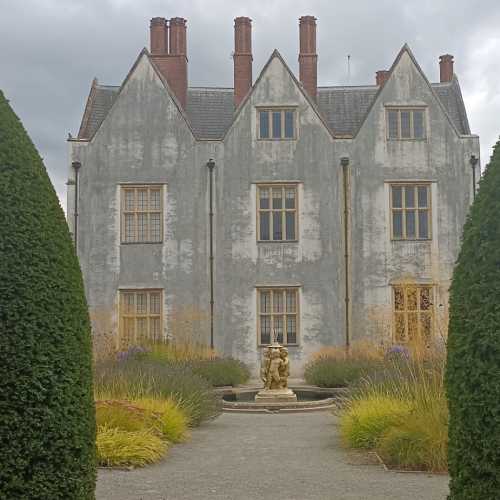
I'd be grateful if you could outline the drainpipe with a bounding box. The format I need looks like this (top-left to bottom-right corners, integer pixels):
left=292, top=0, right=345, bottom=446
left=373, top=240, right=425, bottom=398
left=71, top=161, right=81, bottom=254
left=470, top=154, right=478, bottom=200
left=341, top=156, right=351, bottom=352
left=206, top=159, right=216, bottom=350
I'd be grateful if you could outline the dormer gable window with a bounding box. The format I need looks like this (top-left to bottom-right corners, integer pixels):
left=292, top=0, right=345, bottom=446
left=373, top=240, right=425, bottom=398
left=258, top=108, right=296, bottom=140
left=386, top=107, right=426, bottom=140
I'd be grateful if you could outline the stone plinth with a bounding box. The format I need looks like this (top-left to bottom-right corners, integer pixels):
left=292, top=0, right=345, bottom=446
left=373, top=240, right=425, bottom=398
left=255, top=388, right=297, bottom=403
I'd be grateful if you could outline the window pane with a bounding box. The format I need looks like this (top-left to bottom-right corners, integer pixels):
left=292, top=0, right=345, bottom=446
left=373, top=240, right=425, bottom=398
left=284, top=110, right=294, bottom=138
left=273, top=291, right=284, bottom=313
left=395, top=313, right=406, bottom=342
left=408, top=312, right=418, bottom=340
left=150, top=317, right=161, bottom=341
left=420, top=287, right=432, bottom=311
left=122, top=293, right=135, bottom=314
left=285, top=188, right=296, bottom=209
left=418, top=186, right=428, bottom=208
left=392, top=211, right=403, bottom=238
left=150, top=213, right=161, bottom=242
left=406, top=210, right=416, bottom=238
left=137, top=213, right=148, bottom=241
left=272, top=188, right=282, bottom=209
left=259, top=188, right=269, bottom=209
left=394, top=287, right=404, bottom=311
left=125, top=190, right=135, bottom=211
left=259, top=111, right=269, bottom=138
left=420, top=313, right=432, bottom=340
left=418, top=210, right=429, bottom=239
left=273, top=316, right=283, bottom=343
left=150, top=293, right=161, bottom=314
left=286, top=290, right=296, bottom=312
left=260, top=316, right=271, bottom=344
left=407, top=287, right=418, bottom=310
left=388, top=110, right=398, bottom=139
left=404, top=186, right=415, bottom=208
left=150, top=189, right=161, bottom=210
left=137, top=189, right=148, bottom=210
left=273, top=212, right=282, bottom=240
left=122, top=318, right=135, bottom=346
left=413, top=110, right=425, bottom=139
left=136, top=293, right=147, bottom=314
left=285, top=212, right=295, bottom=240
left=260, top=212, right=270, bottom=240
left=137, top=317, right=148, bottom=339
left=287, top=316, right=297, bottom=344
left=124, top=214, right=135, bottom=242
left=260, top=291, right=271, bottom=313
left=272, top=111, right=282, bottom=138
left=401, top=111, right=411, bottom=138
left=392, top=186, right=403, bottom=208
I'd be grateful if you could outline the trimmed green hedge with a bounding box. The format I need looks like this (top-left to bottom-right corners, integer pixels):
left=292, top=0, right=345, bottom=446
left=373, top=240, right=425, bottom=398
left=0, top=91, right=96, bottom=498
left=446, top=139, right=500, bottom=499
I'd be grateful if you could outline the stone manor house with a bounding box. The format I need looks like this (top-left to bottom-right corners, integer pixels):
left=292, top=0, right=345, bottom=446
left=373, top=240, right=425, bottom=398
left=67, top=15, right=479, bottom=374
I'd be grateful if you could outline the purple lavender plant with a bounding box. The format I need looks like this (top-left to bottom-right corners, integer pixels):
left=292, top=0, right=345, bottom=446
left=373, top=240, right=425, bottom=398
left=385, top=344, right=410, bottom=361
left=116, top=345, right=150, bottom=362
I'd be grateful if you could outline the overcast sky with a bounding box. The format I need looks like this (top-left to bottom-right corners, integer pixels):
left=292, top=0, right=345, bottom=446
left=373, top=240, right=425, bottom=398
left=1, top=0, right=499, bottom=211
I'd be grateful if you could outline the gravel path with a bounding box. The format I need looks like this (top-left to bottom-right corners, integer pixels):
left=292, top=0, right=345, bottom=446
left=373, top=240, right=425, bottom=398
left=96, top=412, right=449, bottom=500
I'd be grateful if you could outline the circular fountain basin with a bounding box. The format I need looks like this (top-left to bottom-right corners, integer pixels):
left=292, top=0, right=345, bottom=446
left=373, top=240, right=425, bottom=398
left=217, top=385, right=347, bottom=413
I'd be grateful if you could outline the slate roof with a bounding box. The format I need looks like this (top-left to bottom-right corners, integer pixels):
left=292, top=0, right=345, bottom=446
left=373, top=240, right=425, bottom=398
left=77, top=80, right=471, bottom=140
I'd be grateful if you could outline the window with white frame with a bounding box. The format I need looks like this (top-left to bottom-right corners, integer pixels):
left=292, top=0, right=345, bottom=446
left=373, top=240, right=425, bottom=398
left=393, top=284, right=434, bottom=342
left=119, top=289, right=162, bottom=346
left=121, top=185, right=163, bottom=243
left=258, top=108, right=296, bottom=139
left=257, top=185, right=298, bottom=241
left=390, top=184, right=431, bottom=240
left=387, top=108, right=426, bottom=140
left=258, top=288, right=299, bottom=345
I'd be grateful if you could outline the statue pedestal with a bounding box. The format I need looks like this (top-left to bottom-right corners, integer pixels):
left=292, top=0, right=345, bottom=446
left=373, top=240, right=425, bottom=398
left=255, top=388, right=297, bottom=403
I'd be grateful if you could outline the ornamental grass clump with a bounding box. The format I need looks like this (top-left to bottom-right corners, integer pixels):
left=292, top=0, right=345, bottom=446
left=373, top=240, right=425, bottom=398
left=96, top=427, right=167, bottom=468
left=94, top=359, right=222, bottom=426
left=189, top=358, right=251, bottom=387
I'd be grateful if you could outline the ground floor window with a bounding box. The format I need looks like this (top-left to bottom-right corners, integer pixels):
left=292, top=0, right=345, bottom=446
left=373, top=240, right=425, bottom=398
left=393, top=284, right=433, bottom=342
left=257, top=288, right=299, bottom=345
left=119, top=289, right=162, bottom=346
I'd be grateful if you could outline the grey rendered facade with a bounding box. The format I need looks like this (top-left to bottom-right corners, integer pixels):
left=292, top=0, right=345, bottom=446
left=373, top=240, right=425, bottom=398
left=67, top=16, right=479, bottom=375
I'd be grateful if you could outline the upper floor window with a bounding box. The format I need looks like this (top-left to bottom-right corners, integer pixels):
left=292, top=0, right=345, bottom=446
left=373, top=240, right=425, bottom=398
left=258, top=288, right=299, bottom=345
left=387, top=108, right=426, bottom=140
left=258, top=108, right=296, bottom=140
left=119, top=289, right=163, bottom=347
left=121, top=185, right=163, bottom=244
left=257, top=185, right=297, bottom=241
left=393, top=284, right=434, bottom=343
left=390, top=184, right=431, bottom=240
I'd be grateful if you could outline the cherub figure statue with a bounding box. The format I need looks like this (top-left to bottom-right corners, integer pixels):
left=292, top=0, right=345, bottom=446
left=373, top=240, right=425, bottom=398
left=260, top=348, right=270, bottom=385
left=278, top=347, right=290, bottom=388
left=265, top=349, right=282, bottom=390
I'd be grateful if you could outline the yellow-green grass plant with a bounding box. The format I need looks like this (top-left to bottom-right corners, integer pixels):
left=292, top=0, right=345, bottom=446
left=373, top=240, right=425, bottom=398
left=95, top=400, right=155, bottom=433
left=134, top=398, right=190, bottom=443
left=340, top=395, right=412, bottom=448
left=96, top=426, right=167, bottom=467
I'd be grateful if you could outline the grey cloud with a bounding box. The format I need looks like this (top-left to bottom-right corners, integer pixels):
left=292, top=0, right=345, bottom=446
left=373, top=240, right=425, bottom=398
left=1, top=0, right=499, bottom=210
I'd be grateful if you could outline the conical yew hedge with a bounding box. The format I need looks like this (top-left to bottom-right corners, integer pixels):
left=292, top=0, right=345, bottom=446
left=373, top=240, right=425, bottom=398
left=0, top=91, right=96, bottom=498
left=446, top=139, right=500, bottom=499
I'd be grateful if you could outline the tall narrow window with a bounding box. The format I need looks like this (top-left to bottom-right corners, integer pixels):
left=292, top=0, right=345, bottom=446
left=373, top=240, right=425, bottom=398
left=119, top=289, right=163, bottom=347
left=257, top=185, right=297, bottom=241
left=393, top=284, right=434, bottom=342
left=121, top=185, right=163, bottom=243
left=257, top=108, right=296, bottom=139
left=390, top=184, right=431, bottom=240
left=386, top=108, right=426, bottom=140
left=258, top=288, right=299, bottom=345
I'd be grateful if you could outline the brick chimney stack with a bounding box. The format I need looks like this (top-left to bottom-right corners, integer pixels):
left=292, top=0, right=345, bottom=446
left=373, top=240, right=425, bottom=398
left=233, top=17, right=253, bottom=107
left=439, top=54, right=454, bottom=82
left=149, top=17, right=188, bottom=109
left=298, top=16, right=317, bottom=101
left=150, top=17, right=168, bottom=54
left=376, top=70, right=390, bottom=86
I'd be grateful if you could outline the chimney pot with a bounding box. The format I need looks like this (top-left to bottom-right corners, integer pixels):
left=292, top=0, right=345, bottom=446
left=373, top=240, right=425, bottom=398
left=376, top=70, right=390, bottom=86
left=233, top=16, right=253, bottom=107
left=298, top=15, right=318, bottom=101
left=150, top=17, right=168, bottom=55
left=439, top=54, right=454, bottom=82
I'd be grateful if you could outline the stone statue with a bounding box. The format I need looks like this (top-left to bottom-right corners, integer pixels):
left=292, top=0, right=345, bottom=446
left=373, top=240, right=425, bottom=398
left=256, top=343, right=296, bottom=403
